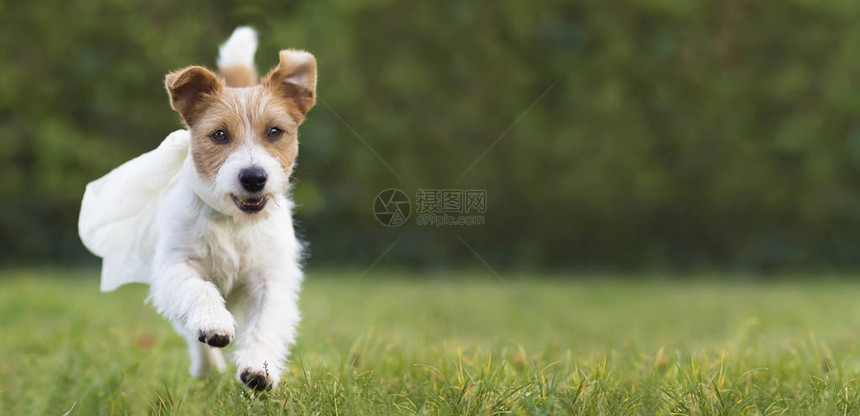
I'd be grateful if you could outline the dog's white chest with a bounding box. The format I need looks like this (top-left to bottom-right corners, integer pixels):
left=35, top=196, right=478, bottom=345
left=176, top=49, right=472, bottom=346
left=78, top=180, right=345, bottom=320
left=193, top=218, right=257, bottom=293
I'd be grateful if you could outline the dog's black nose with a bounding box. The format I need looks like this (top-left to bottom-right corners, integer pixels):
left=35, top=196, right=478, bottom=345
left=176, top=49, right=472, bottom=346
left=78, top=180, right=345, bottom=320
left=239, top=167, right=267, bottom=192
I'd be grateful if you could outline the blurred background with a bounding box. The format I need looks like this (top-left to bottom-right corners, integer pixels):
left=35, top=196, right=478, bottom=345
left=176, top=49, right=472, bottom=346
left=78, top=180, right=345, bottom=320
left=3, top=0, right=860, bottom=273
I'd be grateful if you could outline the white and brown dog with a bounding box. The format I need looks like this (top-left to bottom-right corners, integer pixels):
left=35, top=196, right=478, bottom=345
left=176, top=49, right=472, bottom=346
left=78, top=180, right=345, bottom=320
left=79, top=27, right=315, bottom=391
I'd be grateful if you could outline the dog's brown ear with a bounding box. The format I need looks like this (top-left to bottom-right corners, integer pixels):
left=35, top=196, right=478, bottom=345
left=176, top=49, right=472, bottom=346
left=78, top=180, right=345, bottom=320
left=263, top=50, right=317, bottom=120
left=165, top=66, right=223, bottom=125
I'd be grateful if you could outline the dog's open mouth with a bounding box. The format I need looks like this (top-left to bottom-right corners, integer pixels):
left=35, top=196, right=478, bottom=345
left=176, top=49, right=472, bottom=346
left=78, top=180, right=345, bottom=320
left=231, top=195, right=269, bottom=213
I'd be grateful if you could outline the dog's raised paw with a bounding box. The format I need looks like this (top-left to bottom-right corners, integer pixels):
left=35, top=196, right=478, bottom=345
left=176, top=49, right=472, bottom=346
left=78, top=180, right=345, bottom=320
left=240, top=369, right=273, bottom=391
left=197, top=328, right=233, bottom=348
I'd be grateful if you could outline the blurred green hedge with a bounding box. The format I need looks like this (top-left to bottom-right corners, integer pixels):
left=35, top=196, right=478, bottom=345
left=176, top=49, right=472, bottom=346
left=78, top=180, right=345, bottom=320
left=4, top=0, right=860, bottom=271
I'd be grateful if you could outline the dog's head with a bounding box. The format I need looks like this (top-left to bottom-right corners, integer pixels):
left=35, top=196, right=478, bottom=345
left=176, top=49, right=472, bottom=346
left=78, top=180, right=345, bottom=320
left=165, top=50, right=316, bottom=217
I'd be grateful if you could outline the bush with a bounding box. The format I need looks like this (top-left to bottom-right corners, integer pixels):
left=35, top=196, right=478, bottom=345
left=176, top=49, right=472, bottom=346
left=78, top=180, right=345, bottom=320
left=4, top=0, right=860, bottom=271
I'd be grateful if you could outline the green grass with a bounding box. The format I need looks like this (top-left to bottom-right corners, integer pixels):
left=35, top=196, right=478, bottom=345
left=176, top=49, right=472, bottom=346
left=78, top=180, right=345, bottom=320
left=4, top=270, right=860, bottom=415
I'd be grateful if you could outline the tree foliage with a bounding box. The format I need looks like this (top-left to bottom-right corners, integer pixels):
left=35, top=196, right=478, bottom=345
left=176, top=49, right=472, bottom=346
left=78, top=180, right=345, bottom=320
left=3, top=0, right=860, bottom=271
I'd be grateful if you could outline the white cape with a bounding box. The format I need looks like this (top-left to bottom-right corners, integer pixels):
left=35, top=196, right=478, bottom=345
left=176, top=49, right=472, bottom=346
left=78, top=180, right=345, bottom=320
left=79, top=129, right=191, bottom=292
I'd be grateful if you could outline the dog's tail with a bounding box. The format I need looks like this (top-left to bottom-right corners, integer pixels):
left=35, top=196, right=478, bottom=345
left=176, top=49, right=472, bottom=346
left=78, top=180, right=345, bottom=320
left=217, top=26, right=258, bottom=88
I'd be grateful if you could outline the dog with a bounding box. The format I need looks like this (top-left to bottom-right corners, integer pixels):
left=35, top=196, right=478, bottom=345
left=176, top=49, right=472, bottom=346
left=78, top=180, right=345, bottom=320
left=79, top=26, right=316, bottom=391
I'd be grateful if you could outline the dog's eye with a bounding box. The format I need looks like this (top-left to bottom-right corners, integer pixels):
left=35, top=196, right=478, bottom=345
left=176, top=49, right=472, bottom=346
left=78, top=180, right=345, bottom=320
left=210, top=130, right=229, bottom=143
left=266, top=127, right=284, bottom=141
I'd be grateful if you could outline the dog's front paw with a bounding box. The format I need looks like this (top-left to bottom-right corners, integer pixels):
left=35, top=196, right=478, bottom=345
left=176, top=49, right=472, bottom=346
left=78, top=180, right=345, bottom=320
left=197, top=328, right=233, bottom=348
left=188, top=308, right=236, bottom=348
left=239, top=368, right=274, bottom=391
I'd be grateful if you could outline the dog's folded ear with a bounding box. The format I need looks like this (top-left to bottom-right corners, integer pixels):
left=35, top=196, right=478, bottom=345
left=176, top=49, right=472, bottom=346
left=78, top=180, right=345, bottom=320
left=165, top=66, right=224, bottom=125
left=263, top=50, right=317, bottom=120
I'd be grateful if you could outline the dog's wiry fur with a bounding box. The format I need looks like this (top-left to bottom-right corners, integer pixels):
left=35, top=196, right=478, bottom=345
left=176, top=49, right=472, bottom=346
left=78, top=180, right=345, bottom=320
left=149, top=27, right=315, bottom=391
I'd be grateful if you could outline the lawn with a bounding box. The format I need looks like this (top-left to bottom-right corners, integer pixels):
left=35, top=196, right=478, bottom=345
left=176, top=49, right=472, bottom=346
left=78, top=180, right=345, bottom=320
left=3, top=270, right=860, bottom=415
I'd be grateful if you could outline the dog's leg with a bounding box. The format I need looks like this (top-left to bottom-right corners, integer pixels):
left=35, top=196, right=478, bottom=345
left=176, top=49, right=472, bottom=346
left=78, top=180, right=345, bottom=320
left=150, top=262, right=236, bottom=349
left=231, top=268, right=302, bottom=391
left=172, top=321, right=228, bottom=377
